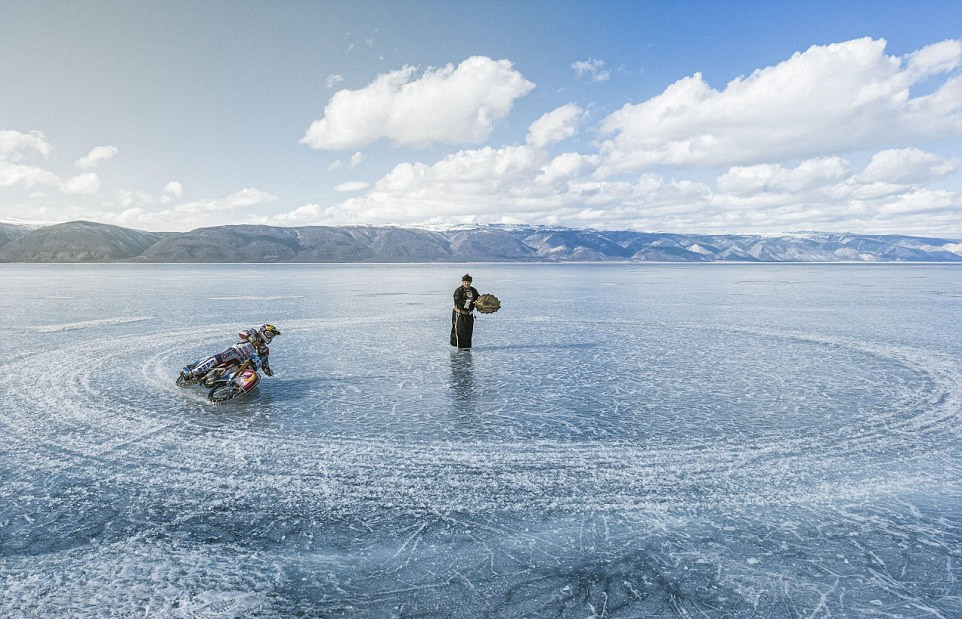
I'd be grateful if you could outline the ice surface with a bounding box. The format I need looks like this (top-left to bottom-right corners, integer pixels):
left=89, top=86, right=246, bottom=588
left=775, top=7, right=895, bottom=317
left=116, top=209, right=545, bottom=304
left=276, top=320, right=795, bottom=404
left=1, top=263, right=961, bottom=617
left=25, top=315, right=155, bottom=332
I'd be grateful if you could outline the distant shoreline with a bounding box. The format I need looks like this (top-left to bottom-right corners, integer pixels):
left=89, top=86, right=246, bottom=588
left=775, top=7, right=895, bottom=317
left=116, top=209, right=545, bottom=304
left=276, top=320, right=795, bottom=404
left=4, top=261, right=962, bottom=266
left=2, top=221, right=960, bottom=263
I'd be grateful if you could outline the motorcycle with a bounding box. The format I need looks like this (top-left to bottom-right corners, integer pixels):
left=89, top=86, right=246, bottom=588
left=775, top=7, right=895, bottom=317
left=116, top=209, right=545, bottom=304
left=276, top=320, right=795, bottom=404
left=176, top=359, right=241, bottom=388
left=206, top=359, right=261, bottom=403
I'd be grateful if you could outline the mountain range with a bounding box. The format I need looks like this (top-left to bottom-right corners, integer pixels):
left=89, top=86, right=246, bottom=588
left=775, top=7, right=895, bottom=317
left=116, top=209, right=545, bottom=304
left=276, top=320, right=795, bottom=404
left=1, top=220, right=961, bottom=263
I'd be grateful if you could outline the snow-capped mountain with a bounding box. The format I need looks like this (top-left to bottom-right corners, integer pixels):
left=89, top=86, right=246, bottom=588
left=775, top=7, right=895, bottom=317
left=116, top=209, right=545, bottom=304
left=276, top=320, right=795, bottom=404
left=0, top=220, right=960, bottom=263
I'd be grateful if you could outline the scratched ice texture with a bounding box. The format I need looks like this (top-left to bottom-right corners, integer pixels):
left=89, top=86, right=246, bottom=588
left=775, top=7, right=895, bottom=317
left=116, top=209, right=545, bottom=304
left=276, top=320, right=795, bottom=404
left=1, top=263, right=960, bottom=618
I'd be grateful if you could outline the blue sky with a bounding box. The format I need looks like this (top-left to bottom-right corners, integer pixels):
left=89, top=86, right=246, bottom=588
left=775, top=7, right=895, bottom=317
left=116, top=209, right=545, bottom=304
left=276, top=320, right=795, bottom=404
left=2, top=0, right=961, bottom=236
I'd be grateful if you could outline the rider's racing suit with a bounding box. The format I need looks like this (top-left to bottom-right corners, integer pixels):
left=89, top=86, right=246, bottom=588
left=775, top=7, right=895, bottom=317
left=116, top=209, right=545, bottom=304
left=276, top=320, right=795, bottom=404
left=187, top=333, right=272, bottom=378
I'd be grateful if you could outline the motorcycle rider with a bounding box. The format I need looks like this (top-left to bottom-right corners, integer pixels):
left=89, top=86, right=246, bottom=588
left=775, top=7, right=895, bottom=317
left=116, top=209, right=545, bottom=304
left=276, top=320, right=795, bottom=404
left=181, top=324, right=281, bottom=381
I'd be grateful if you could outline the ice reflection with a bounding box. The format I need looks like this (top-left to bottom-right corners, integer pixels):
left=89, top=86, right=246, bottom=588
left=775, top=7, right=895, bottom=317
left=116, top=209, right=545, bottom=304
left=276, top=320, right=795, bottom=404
left=449, top=349, right=477, bottom=411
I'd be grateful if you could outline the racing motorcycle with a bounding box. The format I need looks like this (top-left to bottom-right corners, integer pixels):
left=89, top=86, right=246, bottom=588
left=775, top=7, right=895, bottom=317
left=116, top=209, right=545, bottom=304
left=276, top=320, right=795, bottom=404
left=176, top=359, right=240, bottom=388
left=205, top=359, right=261, bottom=403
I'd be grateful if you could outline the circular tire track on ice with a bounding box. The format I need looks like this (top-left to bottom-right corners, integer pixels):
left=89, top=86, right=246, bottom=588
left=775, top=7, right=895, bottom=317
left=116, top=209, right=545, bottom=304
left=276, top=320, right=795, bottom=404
left=1, top=320, right=959, bottom=516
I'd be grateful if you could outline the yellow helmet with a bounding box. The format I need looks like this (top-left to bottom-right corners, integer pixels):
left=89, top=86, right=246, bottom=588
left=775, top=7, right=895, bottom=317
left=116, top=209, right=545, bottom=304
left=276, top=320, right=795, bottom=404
left=259, top=324, right=281, bottom=343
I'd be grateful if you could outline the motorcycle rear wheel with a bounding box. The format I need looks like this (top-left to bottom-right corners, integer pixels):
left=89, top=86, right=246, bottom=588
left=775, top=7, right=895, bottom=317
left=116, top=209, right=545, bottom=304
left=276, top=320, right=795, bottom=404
left=208, top=382, right=244, bottom=403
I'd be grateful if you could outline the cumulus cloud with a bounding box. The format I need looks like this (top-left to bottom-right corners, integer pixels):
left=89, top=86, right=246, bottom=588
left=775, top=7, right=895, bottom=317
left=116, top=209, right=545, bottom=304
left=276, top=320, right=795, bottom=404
left=598, top=38, right=962, bottom=174
left=62, top=173, right=100, bottom=194
left=7, top=39, right=961, bottom=238
left=0, top=132, right=106, bottom=195
left=526, top=104, right=585, bottom=148
left=0, top=161, right=60, bottom=189
left=294, top=127, right=961, bottom=236
left=906, top=39, right=962, bottom=75
left=268, top=203, right=332, bottom=227
left=334, top=181, right=369, bottom=192
left=294, top=109, right=705, bottom=227
left=117, top=189, right=155, bottom=208
left=163, top=181, right=184, bottom=197
left=75, top=145, right=118, bottom=169
left=326, top=74, right=345, bottom=88
left=292, top=104, right=712, bottom=228
left=327, top=152, right=365, bottom=171
left=717, top=157, right=852, bottom=195
left=301, top=143, right=546, bottom=225
left=705, top=154, right=962, bottom=234
left=173, top=187, right=276, bottom=215
left=301, top=56, right=535, bottom=149
left=537, top=152, right=598, bottom=185
left=99, top=188, right=279, bottom=231
left=0, top=131, right=57, bottom=188
left=0, top=130, right=284, bottom=231
left=0, top=129, right=52, bottom=161
left=858, top=148, right=956, bottom=184
left=572, top=58, right=610, bottom=82
left=312, top=143, right=721, bottom=229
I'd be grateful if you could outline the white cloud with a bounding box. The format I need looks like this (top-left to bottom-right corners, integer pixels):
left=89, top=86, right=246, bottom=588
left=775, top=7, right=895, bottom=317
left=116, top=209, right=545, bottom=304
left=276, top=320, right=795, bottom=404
left=268, top=203, right=334, bottom=226
left=526, top=104, right=585, bottom=148
left=0, top=133, right=105, bottom=195
left=298, top=132, right=961, bottom=236
left=572, top=58, right=610, bottom=82
left=327, top=152, right=364, bottom=171
left=75, top=145, right=118, bottom=169
left=334, top=181, right=369, bottom=192
left=177, top=187, right=275, bottom=213
left=378, top=145, right=542, bottom=195
left=537, top=152, right=597, bottom=185
left=0, top=161, right=60, bottom=189
left=0, top=129, right=52, bottom=161
left=301, top=56, right=535, bottom=149
left=6, top=39, right=961, bottom=238
left=707, top=154, right=962, bottom=235
left=326, top=74, right=345, bottom=88
left=117, top=189, right=155, bottom=207
left=62, top=173, right=100, bottom=194
left=598, top=38, right=962, bottom=174
left=310, top=143, right=546, bottom=224
left=163, top=181, right=184, bottom=197
left=906, top=39, right=962, bottom=75
left=98, top=188, right=279, bottom=231
left=306, top=139, right=715, bottom=228
left=303, top=97, right=730, bottom=229
left=858, top=148, right=956, bottom=184
left=717, top=157, right=851, bottom=195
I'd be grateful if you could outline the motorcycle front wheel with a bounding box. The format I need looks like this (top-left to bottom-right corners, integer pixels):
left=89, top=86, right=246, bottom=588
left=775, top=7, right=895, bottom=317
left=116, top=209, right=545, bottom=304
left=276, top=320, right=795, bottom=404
left=208, top=382, right=244, bottom=403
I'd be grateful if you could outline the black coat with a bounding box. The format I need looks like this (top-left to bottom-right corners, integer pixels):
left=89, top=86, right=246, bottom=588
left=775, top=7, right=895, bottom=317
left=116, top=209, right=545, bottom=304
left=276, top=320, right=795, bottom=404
left=453, top=285, right=480, bottom=312
left=451, top=285, right=479, bottom=348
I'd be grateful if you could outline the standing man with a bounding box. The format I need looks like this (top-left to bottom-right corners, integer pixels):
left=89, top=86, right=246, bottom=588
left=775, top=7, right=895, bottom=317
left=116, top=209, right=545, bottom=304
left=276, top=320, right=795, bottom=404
left=451, top=273, right=480, bottom=349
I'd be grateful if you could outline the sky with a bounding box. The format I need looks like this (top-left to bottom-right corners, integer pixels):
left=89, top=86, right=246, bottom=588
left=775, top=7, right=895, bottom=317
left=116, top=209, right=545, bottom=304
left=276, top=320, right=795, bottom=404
left=2, top=0, right=961, bottom=237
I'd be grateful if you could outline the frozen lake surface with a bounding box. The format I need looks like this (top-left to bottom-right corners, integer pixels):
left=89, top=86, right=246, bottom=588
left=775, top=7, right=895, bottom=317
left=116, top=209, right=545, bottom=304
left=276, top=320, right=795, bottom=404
left=2, top=263, right=961, bottom=617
